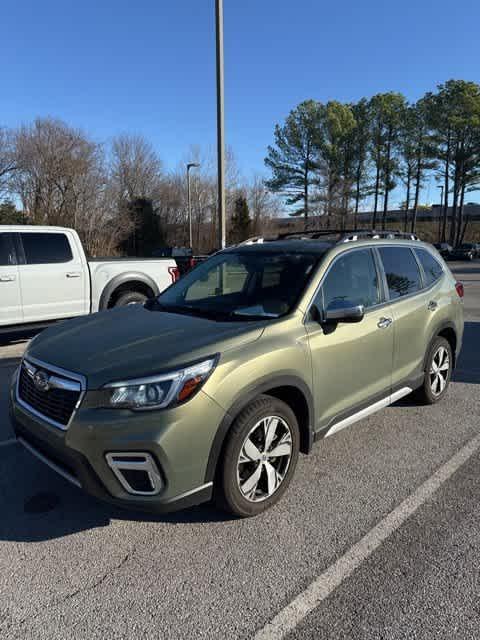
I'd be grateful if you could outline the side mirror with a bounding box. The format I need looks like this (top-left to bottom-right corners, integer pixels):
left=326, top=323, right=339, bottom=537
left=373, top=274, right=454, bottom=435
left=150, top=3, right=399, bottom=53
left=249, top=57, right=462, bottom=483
left=324, top=299, right=365, bottom=324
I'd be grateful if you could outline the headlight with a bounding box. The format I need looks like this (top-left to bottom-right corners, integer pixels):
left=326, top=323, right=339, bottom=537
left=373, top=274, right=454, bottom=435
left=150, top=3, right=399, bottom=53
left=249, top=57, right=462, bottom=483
left=104, top=357, right=217, bottom=410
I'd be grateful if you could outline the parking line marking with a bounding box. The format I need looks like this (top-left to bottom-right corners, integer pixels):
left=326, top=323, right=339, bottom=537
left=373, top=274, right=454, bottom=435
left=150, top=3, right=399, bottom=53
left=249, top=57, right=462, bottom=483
left=0, top=438, right=18, bottom=448
left=254, top=432, right=480, bottom=640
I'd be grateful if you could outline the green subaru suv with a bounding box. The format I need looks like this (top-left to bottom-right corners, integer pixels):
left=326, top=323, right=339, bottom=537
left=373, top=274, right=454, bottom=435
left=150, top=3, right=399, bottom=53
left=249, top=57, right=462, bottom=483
left=10, top=232, right=464, bottom=517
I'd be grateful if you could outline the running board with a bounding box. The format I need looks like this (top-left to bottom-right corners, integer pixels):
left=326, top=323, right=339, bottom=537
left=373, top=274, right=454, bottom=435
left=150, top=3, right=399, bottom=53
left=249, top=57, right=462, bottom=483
left=325, top=387, right=413, bottom=438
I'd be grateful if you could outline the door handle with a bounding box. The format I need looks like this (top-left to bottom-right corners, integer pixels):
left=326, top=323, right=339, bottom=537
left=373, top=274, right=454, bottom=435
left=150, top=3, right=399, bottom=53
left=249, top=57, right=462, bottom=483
left=0, top=275, right=15, bottom=282
left=428, top=300, right=438, bottom=311
left=66, top=272, right=81, bottom=278
left=377, top=316, right=393, bottom=329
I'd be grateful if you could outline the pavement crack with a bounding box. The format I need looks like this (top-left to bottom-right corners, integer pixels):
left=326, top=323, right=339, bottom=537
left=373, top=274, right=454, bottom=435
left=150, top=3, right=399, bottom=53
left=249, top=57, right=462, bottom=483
left=10, top=546, right=136, bottom=636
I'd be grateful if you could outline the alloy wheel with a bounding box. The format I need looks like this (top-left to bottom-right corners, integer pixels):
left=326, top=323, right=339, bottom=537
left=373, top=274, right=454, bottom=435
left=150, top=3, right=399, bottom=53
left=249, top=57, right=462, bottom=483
left=236, top=415, right=292, bottom=503
left=429, top=345, right=450, bottom=396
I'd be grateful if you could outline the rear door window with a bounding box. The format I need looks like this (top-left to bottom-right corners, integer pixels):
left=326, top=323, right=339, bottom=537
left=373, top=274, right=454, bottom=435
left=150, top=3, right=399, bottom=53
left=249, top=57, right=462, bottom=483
left=0, top=233, right=16, bottom=266
left=415, top=249, right=444, bottom=286
left=20, top=232, right=73, bottom=264
left=378, top=247, right=422, bottom=299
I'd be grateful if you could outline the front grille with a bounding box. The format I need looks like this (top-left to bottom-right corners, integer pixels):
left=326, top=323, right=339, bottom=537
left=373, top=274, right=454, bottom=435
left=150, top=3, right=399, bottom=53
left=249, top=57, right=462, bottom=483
left=18, top=362, right=82, bottom=428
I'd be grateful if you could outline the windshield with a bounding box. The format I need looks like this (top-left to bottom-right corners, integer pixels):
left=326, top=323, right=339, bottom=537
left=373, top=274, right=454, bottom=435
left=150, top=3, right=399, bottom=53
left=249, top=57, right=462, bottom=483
left=459, top=244, right=474, bottom=250
left=153, top=250, right=320, bottom=320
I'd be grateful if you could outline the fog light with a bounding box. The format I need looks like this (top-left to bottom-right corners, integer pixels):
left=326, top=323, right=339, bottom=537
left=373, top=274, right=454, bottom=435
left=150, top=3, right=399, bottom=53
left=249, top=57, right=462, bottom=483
left=105, top=452, right=163, bottom=496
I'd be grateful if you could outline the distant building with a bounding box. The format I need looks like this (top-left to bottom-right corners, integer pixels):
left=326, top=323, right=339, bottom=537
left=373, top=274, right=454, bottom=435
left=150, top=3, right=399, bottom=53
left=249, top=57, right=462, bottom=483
left=269, top=203, right=480, bottom=233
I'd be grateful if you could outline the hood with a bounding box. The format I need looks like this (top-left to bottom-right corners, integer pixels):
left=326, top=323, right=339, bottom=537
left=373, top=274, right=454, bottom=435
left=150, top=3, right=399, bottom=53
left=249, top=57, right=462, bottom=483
left=26, top=305, right=266, bottom=388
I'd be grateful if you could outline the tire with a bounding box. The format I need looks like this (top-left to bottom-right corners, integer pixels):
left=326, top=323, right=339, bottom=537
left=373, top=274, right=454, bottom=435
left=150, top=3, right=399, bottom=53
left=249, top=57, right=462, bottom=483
left=215, top=395, right=300, bottom=517
left=414, top=336, right=453, bottom=405
left=113, top=291, right=148, bottom=307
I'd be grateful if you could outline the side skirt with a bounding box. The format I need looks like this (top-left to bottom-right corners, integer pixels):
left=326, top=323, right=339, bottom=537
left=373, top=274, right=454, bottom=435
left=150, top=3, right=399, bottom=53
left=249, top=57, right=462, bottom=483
left=323, top=387, right=413, bottom=439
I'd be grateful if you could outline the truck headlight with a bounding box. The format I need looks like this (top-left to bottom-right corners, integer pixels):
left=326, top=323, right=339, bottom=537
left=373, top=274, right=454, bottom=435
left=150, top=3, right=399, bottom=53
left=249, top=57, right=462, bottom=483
left=104, top=357, right=217, bottom=410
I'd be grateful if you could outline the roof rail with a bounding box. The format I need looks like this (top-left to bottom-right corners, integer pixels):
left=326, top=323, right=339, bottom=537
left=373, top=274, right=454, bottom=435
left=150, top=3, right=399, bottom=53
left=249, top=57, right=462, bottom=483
left=278, top=228, right=420, bottom=243
left=340, top=230, right=420, bottom=242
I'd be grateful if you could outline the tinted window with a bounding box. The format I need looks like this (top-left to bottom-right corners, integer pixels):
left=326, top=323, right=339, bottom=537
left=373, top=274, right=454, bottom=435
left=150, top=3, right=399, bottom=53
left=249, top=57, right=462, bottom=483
left=159, top=251, right=319, bottom=319
left=21, top=233, right=73, bottom=264
left=321, top=249, right=380, bottom=310
left=378, top=247, right=422, bottom=299
left=185, top=261, right=249, bottom=301
left=0, top=233, right=16, bottom=266
left=416, top=249, right=443, bottom=286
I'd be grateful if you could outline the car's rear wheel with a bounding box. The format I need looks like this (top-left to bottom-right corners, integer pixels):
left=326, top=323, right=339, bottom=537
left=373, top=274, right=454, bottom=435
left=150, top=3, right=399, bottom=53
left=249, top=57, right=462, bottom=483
left=216, top=395, right=300, bottom=517
left=415, top=336, right=453, bottom=404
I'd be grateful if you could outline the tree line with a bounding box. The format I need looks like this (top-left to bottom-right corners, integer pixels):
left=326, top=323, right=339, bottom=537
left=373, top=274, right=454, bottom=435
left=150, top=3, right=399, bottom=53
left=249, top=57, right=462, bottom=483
left=265, top=79, right=480, bottom=245
left=2, top=79, right=479, bottom=254
left=0, top=118, right=277, bottom=255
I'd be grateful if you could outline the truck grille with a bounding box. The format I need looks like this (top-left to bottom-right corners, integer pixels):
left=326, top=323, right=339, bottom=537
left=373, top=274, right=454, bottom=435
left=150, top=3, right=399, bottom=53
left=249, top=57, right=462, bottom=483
left=17, top=359, right=84, bottom=429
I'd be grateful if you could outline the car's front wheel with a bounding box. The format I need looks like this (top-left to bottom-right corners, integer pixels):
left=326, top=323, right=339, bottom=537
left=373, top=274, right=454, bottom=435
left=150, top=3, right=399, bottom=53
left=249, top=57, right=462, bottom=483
left=216, top=395, right=300, bottom=517
left=415, top=336, right=453, bottom=404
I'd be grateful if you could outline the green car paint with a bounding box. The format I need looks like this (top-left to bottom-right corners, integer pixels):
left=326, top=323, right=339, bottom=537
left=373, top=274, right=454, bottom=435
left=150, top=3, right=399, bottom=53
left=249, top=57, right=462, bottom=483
left=10, top=238, right=464, bottom=514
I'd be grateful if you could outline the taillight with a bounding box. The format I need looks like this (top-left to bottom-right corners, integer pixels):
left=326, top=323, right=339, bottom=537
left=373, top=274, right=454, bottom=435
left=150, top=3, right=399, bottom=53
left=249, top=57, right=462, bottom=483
left=455, top=282, right=464, bottom=298
left=168, top=266, right=180, bottom=283
left=188, top=257, right=197, bottom=269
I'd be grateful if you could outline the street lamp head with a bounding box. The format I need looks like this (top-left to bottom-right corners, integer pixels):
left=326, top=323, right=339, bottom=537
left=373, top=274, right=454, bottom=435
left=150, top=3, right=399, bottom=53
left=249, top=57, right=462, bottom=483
left=187, top=162, right=200, bottom=171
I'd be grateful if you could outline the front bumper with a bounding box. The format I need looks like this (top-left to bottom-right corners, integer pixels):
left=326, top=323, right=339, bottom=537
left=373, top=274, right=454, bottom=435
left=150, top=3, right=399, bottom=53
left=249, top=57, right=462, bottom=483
left=10, top=370, right=225, bottom=513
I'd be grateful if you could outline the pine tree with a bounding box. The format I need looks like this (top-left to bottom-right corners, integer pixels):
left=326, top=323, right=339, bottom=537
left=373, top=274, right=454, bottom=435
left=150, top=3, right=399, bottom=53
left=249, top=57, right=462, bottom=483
left=230, top=195, right=251, bottom=243
left=265, top=100, right=322, bottom=220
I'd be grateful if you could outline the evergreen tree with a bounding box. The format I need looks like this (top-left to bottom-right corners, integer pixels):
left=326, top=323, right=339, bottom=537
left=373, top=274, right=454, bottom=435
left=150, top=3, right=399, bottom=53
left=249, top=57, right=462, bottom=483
left=230, top=194, right=251, bottom=243
left=368, top=93, right=406, bottom=229
left=265, top=100, right=322, bottom=220
left=0, top=201, right=24, bottom=224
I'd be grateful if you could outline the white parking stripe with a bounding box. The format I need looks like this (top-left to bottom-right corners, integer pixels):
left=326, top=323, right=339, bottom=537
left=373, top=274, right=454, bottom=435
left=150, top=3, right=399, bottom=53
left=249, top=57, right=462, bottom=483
left=0, top=438, right=18, bottom=448
left=255, top=432, right=480, bottom=640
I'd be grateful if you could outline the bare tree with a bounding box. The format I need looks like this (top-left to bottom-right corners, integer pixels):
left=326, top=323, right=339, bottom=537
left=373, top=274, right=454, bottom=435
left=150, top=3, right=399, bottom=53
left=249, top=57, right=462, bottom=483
left=248, top=174, right=278, bottom=235
left=110, top=134, right=162, bottom=201
left=14, top=117, right=100, bottom=225
left=12, top=118, right=131, bottom=255
left=0, top=127, right=16, bottom=200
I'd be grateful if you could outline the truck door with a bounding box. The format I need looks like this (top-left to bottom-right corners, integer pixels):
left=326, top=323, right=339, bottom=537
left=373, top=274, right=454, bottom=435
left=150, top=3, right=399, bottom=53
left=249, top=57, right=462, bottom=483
left=0, top=232, right=23, bottom=326
left=16, top=230, right=87, bottom=322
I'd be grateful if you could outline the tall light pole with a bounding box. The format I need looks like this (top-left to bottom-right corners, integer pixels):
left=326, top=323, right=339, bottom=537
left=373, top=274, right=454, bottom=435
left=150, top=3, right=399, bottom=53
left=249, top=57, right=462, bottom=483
left=215, top=0, right=226, bottom=249
left=187, top=162, right=200, bottom=249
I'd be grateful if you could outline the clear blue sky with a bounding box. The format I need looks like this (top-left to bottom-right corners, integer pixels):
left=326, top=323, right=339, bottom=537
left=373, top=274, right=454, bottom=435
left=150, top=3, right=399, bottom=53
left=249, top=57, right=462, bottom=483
left=1, top=0, right=479, bottom=205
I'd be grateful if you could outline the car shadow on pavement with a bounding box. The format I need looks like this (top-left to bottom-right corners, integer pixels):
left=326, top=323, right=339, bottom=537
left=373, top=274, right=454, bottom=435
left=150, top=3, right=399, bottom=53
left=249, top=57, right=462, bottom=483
left=390, top=321, right=479, bottom=412
left=0, top=328, right=40, bottom=347
left=453, top=322, right=480, bottom=385
left=0, top=445, right=234, bottom=544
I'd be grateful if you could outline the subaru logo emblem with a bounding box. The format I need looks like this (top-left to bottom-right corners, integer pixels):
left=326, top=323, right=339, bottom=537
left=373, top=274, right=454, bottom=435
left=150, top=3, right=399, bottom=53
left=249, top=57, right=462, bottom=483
left=33, top=370, right=50, bottom=392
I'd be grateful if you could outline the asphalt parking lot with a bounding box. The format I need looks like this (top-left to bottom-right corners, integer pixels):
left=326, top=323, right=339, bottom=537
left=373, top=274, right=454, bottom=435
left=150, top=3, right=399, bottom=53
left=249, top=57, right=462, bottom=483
left=0, top=263, right=479, bottom=639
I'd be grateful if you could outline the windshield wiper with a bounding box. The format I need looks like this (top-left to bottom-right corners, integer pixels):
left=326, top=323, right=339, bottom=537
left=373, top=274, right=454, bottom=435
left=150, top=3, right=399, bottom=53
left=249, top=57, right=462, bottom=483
left=145, top=300, right=232, bottom=321
left=229, top=311, right=277, bottom=320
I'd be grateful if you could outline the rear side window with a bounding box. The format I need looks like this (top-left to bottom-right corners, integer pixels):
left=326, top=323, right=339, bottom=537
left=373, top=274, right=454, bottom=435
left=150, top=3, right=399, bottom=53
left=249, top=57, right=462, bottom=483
left=21, top=232, right=73, bottom=264
left=322, top=249, right=380, bottom=310
left=0, top=233, right=16, bottom=266
left=378, top=247, right=422, bottom=300
left=416, top=249, right=443, bottom=286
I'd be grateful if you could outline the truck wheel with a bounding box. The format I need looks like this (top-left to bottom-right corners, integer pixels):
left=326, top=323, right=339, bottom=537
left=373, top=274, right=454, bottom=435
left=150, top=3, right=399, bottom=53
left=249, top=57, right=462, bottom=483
left=215, top=395, right=300, bottom=517
left=113, top=291, right=148, bottom=307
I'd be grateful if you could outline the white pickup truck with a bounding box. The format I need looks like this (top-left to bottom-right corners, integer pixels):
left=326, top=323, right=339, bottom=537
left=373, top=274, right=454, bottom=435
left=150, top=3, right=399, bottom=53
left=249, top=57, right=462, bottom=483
left=0, top=225, right=179, bottom=331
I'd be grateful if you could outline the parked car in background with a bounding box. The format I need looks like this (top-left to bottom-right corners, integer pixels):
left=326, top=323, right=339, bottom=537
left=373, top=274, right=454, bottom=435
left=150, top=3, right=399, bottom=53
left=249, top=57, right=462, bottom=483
left=433, top=242, right=453, bottom=259
left=449, top=242, right=480, bottom=261
left=0, top=226, right=179, bottom=331
left=11, top=231, right=464, bottom=517
left=152, top=246, right=208, bottom=275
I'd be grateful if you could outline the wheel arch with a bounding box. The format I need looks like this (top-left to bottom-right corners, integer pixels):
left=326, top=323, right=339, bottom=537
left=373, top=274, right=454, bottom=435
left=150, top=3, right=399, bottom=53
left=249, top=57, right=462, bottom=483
left=425, top=321, right=458, bottom=370
left=99, top=272, right=160, bottom=310
left=204, top=375, right=315, bottom=484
